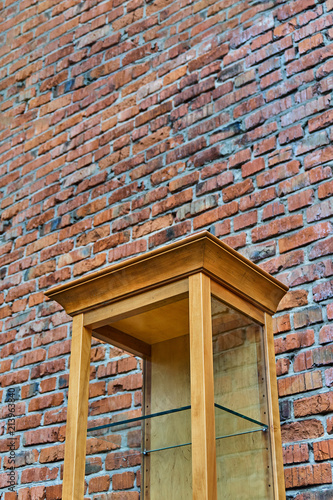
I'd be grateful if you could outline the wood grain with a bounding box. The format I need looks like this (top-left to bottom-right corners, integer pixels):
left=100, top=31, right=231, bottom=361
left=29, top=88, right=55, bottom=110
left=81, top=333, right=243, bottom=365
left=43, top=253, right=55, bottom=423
left=93, top=325, right=151, bottom=358
left=211, top=280, right=265, bottom=325
left=264, top=313, right=286, bottom=500
left=45, top=232, right=288, bottom=317
left=62, top=314, right=92, bottom=500
left=84, top=279, right=188, bottom=329
left=189, top=273, right=217, bottom=500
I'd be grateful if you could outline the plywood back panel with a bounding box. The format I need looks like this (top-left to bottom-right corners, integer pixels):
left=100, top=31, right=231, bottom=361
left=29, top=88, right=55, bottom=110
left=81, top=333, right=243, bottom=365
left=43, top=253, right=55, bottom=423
left=145, top=335, right=192, bottom=500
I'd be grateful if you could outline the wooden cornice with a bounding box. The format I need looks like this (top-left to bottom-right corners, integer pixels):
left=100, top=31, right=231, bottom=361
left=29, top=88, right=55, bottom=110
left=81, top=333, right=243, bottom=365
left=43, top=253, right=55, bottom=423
left=45, top=231, right=288, bottom=316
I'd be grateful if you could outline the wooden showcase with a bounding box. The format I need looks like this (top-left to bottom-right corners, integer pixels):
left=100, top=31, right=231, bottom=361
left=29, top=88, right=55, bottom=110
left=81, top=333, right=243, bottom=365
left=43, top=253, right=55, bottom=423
left=45, top=231, right=288, bottom=500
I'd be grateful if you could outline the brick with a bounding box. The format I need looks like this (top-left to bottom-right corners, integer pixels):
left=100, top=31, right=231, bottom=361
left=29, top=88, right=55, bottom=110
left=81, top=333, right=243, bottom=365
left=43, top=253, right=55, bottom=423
left=257, top=160, right=300, bottom=188
left=240, top=240, right=276, bottom=263
left=112, top=471, right=135, bottom=490
left=283, top=443, right=309, bottom=465
left=294, top=392, right=333, bottom=417
left=88, top=475, right=110, bottom=494
left=252, top=214, right=303, bottom=243
left=241, top=157, right=265, bottom=178
left=262, top=201, right=285, bottom=221
left=318, top=180, right=333, bottom=199
left=222, top=178, right=253, bottom=203
left=275, top=330, right=314, bottom=354
left=277, top=358, right=290, bottom=377
left=279, top=222, right=332, bottom=253
left=278, top=371, right=322, bottom=397
left=281, top=419, right=324, bottom=443
left=73, top=253, right=106, bottom=277
left=313, top=279, right=333, bottom=303
left=284, top=463, right=331, bottom=489
left=327, top=302, right=333, bottom=320
left=279, top=124, right=304, bottom=145
left=21, top=467, right=58, bottom=484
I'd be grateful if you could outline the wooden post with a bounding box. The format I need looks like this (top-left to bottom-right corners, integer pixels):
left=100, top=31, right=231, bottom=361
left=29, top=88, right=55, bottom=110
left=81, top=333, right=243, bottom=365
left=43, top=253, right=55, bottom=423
left=62, top=314, right=92, bottom=500
left=264, top=313, right=286, bottom=500
left=189, top=273, right=217, bottom=500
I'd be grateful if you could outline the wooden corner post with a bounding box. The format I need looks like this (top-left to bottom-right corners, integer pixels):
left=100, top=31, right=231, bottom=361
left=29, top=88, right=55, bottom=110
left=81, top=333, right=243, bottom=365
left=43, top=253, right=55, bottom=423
left=62, top=314, right=92, bottom=500
left=264, top=313, right=286, bottom=500
left=189, top=273, right=217, bottom=500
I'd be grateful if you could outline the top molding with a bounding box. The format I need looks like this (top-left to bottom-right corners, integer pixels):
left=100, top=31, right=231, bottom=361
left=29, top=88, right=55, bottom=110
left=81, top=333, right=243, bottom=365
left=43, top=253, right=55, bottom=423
left=45, top=231, right=288, bottom=316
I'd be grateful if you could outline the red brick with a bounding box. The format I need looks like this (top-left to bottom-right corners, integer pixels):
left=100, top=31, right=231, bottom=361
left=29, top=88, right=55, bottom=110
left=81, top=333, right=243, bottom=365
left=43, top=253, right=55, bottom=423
left=28, top=393, right=64, bottom=412
left=257, top=160, right=300, bottom=188
left=275, top=330, right=314, bottom=354
left=284, top=463, right=331, bottom=489
left=262, top=201, right=285, bottom=221
left=73, top=253, right=106, bottom=277
left=327, top=302, right=333, bottom=320
left=283, top=443, right=309, bottom=465
left=277, top=358, right=290, bottom=377
left=282, top=419, right=324, bottom=443
left=278, top=371, right=322, bottom=397
left=112, top=471, right=135, bottom=490
left=318, top=179, right=333, bottom=199
left=252, top=214, right=303, bottom=243
left=222, top=178, right=253, bottom=203
left=233, top=211, right=257, bottom=231
left=241, top=157, right=265, bottom=178
left=20, top=465, right=58, bottom=484
left=294, top=391, right=333, bottom=417
left=88, top=475, right=110, bottom=494
left=279, top=222, right=332, bottom=253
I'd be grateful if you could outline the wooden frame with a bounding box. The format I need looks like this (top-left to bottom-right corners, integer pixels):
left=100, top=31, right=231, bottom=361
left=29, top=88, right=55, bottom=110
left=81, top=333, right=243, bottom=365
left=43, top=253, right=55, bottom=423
left=44, top=231, right=288, bottom=500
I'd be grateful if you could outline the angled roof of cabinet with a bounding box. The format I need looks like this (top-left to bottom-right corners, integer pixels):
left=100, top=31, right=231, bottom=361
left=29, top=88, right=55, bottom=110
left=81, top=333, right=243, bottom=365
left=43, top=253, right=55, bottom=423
left=45, top=230, right=288, bottom=318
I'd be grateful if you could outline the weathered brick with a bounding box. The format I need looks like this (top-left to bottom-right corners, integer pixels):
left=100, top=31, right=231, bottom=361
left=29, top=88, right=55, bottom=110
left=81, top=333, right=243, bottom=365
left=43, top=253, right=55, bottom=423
left=279, top=222, right=332, bottom=254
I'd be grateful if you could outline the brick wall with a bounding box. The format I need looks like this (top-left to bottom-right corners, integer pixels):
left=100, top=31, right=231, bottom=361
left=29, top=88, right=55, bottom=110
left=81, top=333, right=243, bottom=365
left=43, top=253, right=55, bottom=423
left=1, top=0, right=333, bottom=497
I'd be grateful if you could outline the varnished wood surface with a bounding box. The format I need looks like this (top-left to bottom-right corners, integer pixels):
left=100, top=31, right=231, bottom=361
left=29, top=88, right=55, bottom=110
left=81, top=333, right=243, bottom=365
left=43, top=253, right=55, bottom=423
left=84, top=279, right=188, bottom=329
left=62, top=314, right=92, bottom=500
left=264, top=313, right=287, bottom=500
left=189, top=274, right=217, bottom=500
left=45, top=231, right=288, bottom=317
left=45, top=233, right=289, bottom=500
left=110, top=298, right=189, bottom=345
left=149, top=335, right=192, bottom=499
left=92, top=325, right=151, bottom=358
left=211, top=280, right=265, bottom=325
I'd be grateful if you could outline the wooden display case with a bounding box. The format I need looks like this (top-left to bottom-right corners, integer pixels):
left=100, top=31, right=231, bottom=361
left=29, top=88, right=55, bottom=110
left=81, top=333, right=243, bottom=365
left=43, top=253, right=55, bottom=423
left=45, top=231, right=288, bottom=500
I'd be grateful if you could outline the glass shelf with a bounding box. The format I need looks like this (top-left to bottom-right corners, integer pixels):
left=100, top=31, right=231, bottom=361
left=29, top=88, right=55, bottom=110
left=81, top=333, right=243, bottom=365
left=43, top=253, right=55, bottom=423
left=86, top=404, right=267, bottom=455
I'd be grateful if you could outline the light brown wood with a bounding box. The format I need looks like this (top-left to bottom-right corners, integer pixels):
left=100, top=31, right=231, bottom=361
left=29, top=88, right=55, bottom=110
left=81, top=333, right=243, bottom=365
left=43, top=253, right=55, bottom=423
left=62, top=314, right=92, bottom=500
left=264, top=313, right=286, bottom=500
left=149, top=335, right=192, bottom=500
left=84, top=279, right=189, bottom=329
left=45, top=232, right=288, bottom=317
left=143, top=358, right=152, bottom=500
left=43, top=232, right=289, bottom=500
left=92, top=325, right=151, bottom=358
left=110, top=298, right=189, bottom=345
left=189, top=274, right=217, bottom=500
left=211, top=280, right=265, bottom=325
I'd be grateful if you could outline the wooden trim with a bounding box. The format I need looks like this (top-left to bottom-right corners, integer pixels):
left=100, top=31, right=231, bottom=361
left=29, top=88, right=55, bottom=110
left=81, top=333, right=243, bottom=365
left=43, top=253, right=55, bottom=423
left=92, top=325, right=151, bottom=358
left=45, top=232, right=288, bottom=317
left=189, top=274, right=217, bottom=500
left=62, top=314, right=92, bottom=500
left=143, top=358, right=152, bottom=500
left=264, top=313, right=286, bottom=500
left=210, top=280, right=265, bottom=324
left=84, top=279, right=188, bottom=329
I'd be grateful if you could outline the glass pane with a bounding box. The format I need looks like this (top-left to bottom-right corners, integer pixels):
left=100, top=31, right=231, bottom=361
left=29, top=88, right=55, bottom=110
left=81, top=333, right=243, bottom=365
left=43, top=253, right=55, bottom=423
left=87, top=406, right=191, bottom=453
left=86, top=406, right=192, bottom=499
left=212, top=296, right=274, bottom=500
left=148, top=334, right=192, bottom=500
